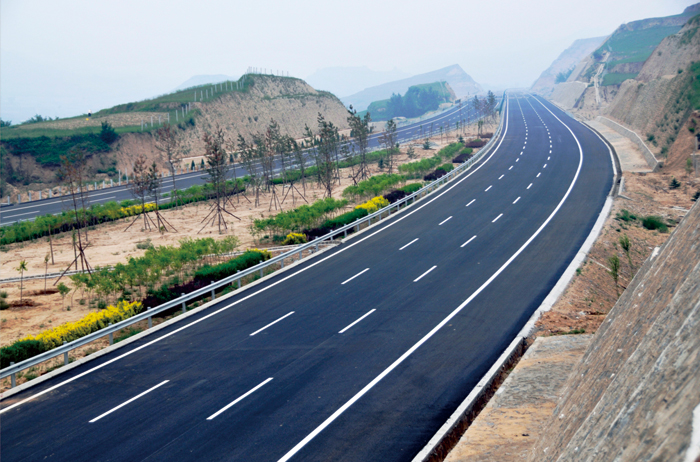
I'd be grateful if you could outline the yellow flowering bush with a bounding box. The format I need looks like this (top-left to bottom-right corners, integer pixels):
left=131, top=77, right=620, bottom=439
left=355, top=196, right=390, bottom=214
left=282, top=233, right=307, bottom=245
left=119, top=203, right=157, bottom=217
left=24, top=300, right=143, bottom=350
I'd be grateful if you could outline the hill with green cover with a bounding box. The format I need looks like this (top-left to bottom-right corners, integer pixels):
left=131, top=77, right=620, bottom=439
left=592, top=4, right=700, bottom=86
left=364, top=82, right=456, bottom=121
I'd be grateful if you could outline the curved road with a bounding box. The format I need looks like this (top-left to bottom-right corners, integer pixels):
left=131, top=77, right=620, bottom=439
left=0, top=94, right=613, bottom=461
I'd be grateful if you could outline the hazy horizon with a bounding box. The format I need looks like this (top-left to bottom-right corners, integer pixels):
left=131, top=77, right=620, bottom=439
left=1, top=0, right=695, bottom=123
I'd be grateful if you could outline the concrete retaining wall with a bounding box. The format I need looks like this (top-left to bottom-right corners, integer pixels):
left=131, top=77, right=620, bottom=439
left=596, top=116, right=662, bottom=172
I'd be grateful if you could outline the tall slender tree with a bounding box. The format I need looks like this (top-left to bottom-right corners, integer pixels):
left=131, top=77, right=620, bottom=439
left=380, top=119, right=398, bottom=174
left=153, top=124, right=182, bottom=206
left=17, top=260, right=27, bottom=301
left=200, top=124, right=239, bottom=233
left=125, top=154, right=156, bottom=232
left=347, top=105, right=372, bottom=183
left=314, top=113, right=339, bottom=198
left=57, top=148, right=92, bottom=280
left=147, top=161, right=176, bottom=233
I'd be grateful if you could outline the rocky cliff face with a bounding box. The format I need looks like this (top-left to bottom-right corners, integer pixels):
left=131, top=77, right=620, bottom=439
left=527, top=200, right=700, bottom=462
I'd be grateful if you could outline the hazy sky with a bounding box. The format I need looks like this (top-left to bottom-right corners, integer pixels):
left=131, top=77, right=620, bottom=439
left=1, top=0, right=695, bottom=122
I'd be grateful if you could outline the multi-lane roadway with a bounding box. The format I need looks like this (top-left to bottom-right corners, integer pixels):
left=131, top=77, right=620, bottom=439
left=0, top=94, right=613, bottom=461
left=0, top=102, right=484, bottom=226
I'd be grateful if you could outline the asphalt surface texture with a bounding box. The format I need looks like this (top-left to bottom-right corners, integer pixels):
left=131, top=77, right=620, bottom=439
left=0, top=101, right=486, bottom=226
left=0, top=94, right=613, bottom=462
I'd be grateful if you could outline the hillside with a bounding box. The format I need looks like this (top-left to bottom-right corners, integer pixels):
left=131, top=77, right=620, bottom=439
left=341, top=64, right=482, bottom=111
left=0, top=75, right=350, bottom=197
left=530, top=36, right=607, bottom=96
left=541, top=4, right=700, bottom=177
left=364, top=82, right=456, bottom=121
left=305, top=66, right=410, bottom=99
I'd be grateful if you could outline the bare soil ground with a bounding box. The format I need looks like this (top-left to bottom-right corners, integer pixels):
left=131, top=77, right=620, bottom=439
left=532, top=170, right=698, bottom=338
left=0, top=125, right=497, bottom=354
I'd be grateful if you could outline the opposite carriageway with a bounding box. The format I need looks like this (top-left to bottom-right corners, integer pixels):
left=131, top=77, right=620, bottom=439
left=0, top=94, right=613, bottom=462
left=0, top=101, right=489, bottom=226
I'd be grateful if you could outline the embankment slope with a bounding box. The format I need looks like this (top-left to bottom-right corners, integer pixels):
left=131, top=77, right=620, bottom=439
left=528, top=200, right=700, bottom=461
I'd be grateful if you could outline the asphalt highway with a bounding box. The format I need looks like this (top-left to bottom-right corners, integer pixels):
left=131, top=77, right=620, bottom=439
left=0, top=94, right=613, bottom=461
left=0, top=102, right=484, bottom=226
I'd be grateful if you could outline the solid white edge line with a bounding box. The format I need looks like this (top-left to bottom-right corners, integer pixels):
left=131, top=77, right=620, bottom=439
left=0, top=93, right=511, bottom=416
left=278, top=93, right=585, bottom=462
left=513, top=197, right=520, bottom=204
left=438, top=216, right=452, bottom=226
left=460, top=235, right=477, bottom=248
left=338, top=309, right=377, bottom=334
left=466, top=199, right=476, bottom=207
left=206, top=378, right=274, bottom=420
left=492, top=213, right=503, bottom=223
left=399, top=238, right=419, bottom=250
left=89, top=380, right=169, bottom=423
left=413, top=265, right=437, bottom=282
left=340, top=268, right=370, bottom=285
left=411, top=93, right=590, bottom=462
left=250, top=312, right=295, bottom=336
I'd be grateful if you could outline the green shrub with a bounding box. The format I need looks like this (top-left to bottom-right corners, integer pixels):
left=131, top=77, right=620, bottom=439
left=252, top=197, right=348, bottom=236
left=1, top=339, right=46, bottom=368
left=399, top=183, right=422, bottom=194
left=436, top=143, right=463, bottom=160
left=669, top=177, right=681, bottom=189
left=616, top=209, right=637, bottom=222
left=641, top=215, right=668, bottom=232
left=193, top=249, right=271, bottom=285
left=342, top=173, right=405, bottom=200
left=0, top=291, right=8, bottom=310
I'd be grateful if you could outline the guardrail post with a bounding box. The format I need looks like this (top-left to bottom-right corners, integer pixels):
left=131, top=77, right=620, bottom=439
left=344, top=229, right=347, bottom=238
left=280, top=258, right=284, bottom=268
left=108, top=323, right=113, bottom=345
left=181, top=293, right=186, bottom=313
left=148, top=309, right=152, bottom=329
left=298, top=249, right=302, bottom=260
left=63, top=342, right=68, bottom=365
left=259, top=268, right=263, bottom=278
left=10, top=362, right=16, bottom=388
left=211, top=289, right=216, bottom=300
left=315, top=242, right=319, bottom=252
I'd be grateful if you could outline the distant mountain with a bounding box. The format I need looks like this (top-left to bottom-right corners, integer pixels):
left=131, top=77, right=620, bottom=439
left=531, top=36, right=607, bottom=95
left=172, top=74, right=239, bottom=92
left=341, top=65, right=483, bottom=111
left=305, top=67, right=411, bottom=99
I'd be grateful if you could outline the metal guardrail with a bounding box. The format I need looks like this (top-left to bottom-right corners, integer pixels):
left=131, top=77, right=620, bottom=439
left=0, top=106, right=505, bottom=384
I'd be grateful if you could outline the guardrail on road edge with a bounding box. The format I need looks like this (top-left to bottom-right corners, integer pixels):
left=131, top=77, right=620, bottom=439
left=0, top=105, right=506, bottom=385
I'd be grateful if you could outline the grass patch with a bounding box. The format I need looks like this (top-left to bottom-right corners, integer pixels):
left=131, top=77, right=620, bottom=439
left=641, top=215, right=668, bottom=232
